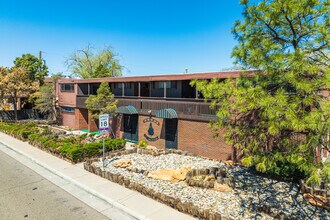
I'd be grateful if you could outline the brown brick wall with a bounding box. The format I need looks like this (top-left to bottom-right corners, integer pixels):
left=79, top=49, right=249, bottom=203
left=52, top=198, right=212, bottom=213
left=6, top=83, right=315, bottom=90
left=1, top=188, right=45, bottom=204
left=138, top=115, right=165, bottom=149
left=110, top=117, right=123, bottom=138
left=75, top=108, right=88, bottom=130
left=88, top=113, right=99, bottom=132
left=178, top=120, right=233, bottom=161
left=62, top=112, right=76, bottom=129
left=90, top=113, right=234, bottom=160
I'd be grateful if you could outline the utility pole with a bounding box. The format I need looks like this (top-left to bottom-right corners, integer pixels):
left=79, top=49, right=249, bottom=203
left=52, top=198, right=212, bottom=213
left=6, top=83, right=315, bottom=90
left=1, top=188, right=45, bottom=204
left=39, top=51, right=46, bottom=65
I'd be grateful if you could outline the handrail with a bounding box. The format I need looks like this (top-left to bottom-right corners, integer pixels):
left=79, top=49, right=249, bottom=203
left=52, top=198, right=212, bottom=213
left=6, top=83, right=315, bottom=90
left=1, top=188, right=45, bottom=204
left=76, top=96, right=218, bottom=121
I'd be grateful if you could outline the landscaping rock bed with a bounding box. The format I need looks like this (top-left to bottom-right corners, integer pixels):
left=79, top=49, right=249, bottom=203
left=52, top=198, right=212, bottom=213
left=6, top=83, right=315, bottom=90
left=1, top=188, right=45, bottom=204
left=84, top=152, right=330, bottom=220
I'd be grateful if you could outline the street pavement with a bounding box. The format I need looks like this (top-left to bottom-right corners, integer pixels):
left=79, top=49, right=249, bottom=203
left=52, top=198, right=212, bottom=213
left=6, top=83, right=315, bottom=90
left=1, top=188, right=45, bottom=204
left=0, top=150, right=109, bottom=220
left=0, top=132, right=195, bottom=220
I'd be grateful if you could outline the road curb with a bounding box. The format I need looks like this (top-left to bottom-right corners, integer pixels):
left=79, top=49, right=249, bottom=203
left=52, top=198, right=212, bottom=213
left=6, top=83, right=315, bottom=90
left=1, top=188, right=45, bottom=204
left=0, top=140, right=148, bottom=220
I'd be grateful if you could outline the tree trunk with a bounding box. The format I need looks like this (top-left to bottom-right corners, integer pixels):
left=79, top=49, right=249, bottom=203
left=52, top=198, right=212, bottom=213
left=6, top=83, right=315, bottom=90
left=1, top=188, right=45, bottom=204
left=13, top=96, right=18, bottom=121
left=52, top=105, right=57, bottom=121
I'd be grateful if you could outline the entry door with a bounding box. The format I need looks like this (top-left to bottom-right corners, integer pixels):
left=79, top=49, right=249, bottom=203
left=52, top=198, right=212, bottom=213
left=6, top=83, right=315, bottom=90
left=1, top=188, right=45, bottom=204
left=123, top=114, right=138, bottom=143
left=165, top=119, right=178, bottom=149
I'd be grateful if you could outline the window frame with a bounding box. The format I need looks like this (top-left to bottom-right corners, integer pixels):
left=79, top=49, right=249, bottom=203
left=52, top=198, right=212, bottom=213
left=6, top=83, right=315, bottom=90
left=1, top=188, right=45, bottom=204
left=61, top=106, right=75, bottom=113
left=60, top=84, right=75, bottom=92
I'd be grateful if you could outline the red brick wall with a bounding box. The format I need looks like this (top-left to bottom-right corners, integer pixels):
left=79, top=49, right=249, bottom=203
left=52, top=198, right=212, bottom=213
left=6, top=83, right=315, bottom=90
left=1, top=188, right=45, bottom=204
left=138, top=116, right=165, bottom=149
left=62, top=112, right=76, bottom=129
left=110, top=117, right=123, bottom=138
left=75, top=108, right=88, bottom=130
left=88, top=113, right=99, bottom=132
left=83, top=112, right=234, bottom=160
left=178, top=119, right=233, bottom=161
left=58, top=84, right=77, bottom=107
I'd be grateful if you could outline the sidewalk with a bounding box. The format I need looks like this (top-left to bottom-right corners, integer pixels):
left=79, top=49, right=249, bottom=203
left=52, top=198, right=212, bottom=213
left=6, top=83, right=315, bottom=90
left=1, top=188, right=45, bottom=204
left=0, top=132, right=195, bottom=220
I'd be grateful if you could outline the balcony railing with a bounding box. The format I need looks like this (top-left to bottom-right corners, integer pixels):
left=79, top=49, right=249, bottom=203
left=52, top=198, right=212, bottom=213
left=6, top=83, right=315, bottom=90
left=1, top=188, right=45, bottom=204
left=76, top=95, right=218, bottom=121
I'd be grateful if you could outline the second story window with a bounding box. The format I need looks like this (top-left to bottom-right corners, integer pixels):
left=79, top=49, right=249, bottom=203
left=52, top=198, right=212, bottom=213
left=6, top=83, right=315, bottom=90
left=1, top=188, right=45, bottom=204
left=153, top=81, right=177, bottom=89
left=114, top=83, right=122, bottom=89
left=60, top=84, right=74, bottom=92
left=124, top=82, right=132, bottom=89
left=170, top=81, right=177, bottom=89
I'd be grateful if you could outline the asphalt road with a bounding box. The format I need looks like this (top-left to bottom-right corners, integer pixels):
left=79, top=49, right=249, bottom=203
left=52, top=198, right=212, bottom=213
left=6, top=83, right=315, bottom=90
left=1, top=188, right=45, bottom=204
left=0, top=150, right=109, bottom=220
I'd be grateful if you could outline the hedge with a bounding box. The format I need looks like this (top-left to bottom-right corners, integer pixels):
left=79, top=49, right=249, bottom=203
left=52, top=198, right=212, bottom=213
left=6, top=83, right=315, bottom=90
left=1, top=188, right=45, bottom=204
left=0, top=122, right=126, bottom=163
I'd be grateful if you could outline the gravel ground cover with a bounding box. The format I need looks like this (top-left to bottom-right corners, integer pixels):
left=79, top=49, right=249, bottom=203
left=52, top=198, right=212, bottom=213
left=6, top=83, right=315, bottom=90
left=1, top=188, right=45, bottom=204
left=93, top=153, right=329, bottom=219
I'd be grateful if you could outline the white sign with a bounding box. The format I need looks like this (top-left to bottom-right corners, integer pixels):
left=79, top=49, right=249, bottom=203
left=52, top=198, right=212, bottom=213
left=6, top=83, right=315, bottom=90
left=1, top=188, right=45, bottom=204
left=99, top=114, right=109, bottom=134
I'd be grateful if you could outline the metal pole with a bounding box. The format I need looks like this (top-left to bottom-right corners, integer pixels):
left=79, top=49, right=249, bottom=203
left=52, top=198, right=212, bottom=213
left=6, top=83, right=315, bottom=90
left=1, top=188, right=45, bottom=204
left=102, top=137, right=105, bottom=167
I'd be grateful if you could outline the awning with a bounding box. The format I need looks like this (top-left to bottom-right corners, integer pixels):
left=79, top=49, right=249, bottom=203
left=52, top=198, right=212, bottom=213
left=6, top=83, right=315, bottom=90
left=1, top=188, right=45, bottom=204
left=116, top=105, right=138, bottom=114
left=156, top=108, right=178, bottom=119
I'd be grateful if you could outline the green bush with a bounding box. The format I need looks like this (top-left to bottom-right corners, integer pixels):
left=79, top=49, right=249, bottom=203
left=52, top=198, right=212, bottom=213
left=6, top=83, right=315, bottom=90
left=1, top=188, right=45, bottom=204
left=0, top=122, right=126, bottom=162
left=83, top=143, right=101, bottom=157
left=138, top=140, right=147, bottom=148
left=306, top=171, right=322, bottom=187
left=66, top=144, right=84, bottom=161
left=320, top=163, right=330, bottom=183
left=0, top=122, right=38, bottom=140
left=241, top=152, right=315, bottom=182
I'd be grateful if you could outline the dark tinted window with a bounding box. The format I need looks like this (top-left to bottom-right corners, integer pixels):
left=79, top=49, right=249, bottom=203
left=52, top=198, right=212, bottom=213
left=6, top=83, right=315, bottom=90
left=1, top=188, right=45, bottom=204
left=61, top=106, right=75, bottom=113
left=60, top=84, right=74, bottom=92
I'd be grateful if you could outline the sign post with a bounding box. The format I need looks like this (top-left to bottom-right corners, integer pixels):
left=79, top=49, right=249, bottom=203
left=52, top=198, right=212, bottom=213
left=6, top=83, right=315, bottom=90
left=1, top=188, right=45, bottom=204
left=99, top=114, right=109, bottom=167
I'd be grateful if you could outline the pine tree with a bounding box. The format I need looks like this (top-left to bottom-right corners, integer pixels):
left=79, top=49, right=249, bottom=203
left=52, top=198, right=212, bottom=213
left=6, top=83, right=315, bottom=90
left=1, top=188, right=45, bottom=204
left=193, top=0, right=329, bottom=182
left=85, top=82, right=118, bottom=119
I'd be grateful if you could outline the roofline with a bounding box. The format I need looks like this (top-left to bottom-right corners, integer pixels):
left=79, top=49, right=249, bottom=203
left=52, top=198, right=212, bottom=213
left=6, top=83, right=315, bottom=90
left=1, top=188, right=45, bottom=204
left=57, top=70, right=258, bottom=84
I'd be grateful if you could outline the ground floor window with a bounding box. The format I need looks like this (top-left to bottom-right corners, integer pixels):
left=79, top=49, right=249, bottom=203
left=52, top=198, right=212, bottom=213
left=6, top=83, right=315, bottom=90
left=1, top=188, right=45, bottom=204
left=61, top=106, right=75, bottom=113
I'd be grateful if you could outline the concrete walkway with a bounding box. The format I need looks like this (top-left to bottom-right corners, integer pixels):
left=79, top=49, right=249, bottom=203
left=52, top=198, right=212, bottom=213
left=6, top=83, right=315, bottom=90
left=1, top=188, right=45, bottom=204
left=0, top=132, right=195, bottom=220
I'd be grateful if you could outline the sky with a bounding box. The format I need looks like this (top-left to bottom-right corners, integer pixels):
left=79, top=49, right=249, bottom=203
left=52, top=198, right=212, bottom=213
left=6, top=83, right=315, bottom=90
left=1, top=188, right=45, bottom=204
left=0, top=0, right=250, bottom=77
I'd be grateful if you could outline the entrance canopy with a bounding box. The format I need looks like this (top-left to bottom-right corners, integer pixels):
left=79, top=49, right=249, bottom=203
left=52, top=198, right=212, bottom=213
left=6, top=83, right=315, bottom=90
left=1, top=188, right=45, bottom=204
left=116, top=105, right=138, bottom=115
left=156, top=108, right=178, bottom=119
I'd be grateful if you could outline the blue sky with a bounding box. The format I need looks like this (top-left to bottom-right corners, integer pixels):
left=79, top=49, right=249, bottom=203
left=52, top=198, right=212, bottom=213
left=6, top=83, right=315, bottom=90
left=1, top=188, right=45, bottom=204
left=0, top=0, right=249, bottom=76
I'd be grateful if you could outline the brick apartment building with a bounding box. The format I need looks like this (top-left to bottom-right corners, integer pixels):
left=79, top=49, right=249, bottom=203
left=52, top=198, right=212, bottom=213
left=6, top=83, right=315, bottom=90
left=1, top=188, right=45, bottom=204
left=56, top=70, right=329, bottom=161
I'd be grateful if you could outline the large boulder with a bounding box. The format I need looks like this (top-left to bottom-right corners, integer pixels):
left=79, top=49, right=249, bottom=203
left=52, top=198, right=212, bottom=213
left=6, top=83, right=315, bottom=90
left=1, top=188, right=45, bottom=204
left=148, top=166, right=191, bottom=182
left=113, top=159, right=132, bottom=168
left=214, top=182, right=232, bottom=192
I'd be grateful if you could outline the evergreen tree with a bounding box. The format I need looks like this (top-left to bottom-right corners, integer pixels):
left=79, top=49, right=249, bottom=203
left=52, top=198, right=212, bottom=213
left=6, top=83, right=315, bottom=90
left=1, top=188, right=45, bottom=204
left=193, top=0, right=329, bottom=183
left=85, top=82, right=118, bottom=119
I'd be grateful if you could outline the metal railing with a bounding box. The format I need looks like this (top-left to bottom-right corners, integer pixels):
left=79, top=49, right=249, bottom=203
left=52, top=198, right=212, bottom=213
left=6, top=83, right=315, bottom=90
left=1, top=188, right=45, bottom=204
left=76, top=95, right=218, bottom=121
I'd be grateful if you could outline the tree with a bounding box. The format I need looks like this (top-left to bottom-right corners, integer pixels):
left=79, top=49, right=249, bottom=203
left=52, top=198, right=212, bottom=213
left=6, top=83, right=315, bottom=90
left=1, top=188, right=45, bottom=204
left=0, top=67, right=37, bottom=120
left=66, top=45, right=122, bottom=78
left=31, top=83, right=56, bottom=120
left=0, top=67, right=7, bottom=109
left=51, top=72, right=64, bottom=81
left=14, top=53, right=48, bottom=85
left=193, top=0, right=329, bottom=182
left=30, top=73, right=63, bottom=121
left=85, top=82, right=118, bottom=119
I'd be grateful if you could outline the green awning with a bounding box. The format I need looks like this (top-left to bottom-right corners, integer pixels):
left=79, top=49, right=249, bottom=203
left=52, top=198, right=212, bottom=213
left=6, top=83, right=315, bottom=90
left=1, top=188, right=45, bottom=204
left=156, top=108, right=178, bottom=119
left=116, top=105, right=138, bottom=114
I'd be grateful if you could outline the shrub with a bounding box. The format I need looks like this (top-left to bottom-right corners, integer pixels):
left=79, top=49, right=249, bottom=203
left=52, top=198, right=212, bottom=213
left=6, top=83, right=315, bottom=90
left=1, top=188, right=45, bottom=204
left=320, top=163, right=330, bottom=183
left=138, top=140, right=147, bottom=148
left=241, top=152, right=314, bottom=182
left=83, top=143, right=101, bottom=157
left=66, top=144, right=84, bottom=161
left=306, top=171, right=322, bottom=187
left=0, top=122, right=38, bottom=140
left=0, top=122, right=126, bottom=163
